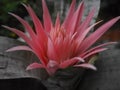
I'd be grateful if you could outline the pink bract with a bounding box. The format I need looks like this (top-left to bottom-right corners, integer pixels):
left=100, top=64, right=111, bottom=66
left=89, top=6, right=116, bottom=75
left=3, top=0, right=120, bottom=75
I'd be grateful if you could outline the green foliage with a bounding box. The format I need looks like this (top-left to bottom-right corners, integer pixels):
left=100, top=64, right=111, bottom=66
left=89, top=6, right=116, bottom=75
left=0, top=0, right=28, bottom=38
left=0, top=0, right=28, bottom=21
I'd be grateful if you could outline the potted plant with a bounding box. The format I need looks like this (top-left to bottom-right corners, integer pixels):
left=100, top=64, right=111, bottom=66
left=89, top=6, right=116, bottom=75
left=2, top=0, right=119, bottom=90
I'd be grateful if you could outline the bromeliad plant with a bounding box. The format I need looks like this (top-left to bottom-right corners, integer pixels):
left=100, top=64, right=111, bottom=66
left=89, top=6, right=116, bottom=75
left=3, top=0, right=120, bottom=75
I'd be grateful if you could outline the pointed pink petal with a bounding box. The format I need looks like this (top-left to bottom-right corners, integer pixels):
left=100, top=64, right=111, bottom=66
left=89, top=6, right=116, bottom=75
left=59, top=57, right=84, bottom=69
left=72, top=57, right=85, bottom=62
left=23, top=4, right=44, bottom=33
left=74, top=1, right=84, bottom=27
left=6, top=45, right=33, bottom=52
left=47, top=38, right=57, bottom=60
left=55, top=13, right=60, bottom=29
left=5, top=13, right=46, bottom=58
left=74, top=63, right=97, bottom=70
left=9, top=12, right=47, bottom=57
left=59, top=59, right=78, bottom=69
left=68, top=1, right=84, bottom=34
left=42, top=0, right=53, bottom=32
left=76, top=8, right=95, bottom=37
left=27, top=41, right=48, bottom=66
left=2, top=25, right=32, bottom=45
left=82, top=48, right=107, bottom=59
left=26, top=63, right=45, bottom=70
left=80, top=42, right=117, bottom=57
left=77, top=21, right=102, bottom=47
left=79, top=16, right=120, bottom=53
left=23, top=4, right=48, bottom=41
left=8, top=12, right=36, bottom=40
left=31, top=46, right=48, bottom=66
left=24, top=5, right=48, bottom=59
left=62, top=0, right=76, bottom=27
left=2, top=26, right=47, bottom=65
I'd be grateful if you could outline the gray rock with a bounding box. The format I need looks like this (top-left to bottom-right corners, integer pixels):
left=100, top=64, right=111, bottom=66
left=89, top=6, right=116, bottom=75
left=78, top=43, right=120, bottom=90
left=0, top=36, right=46, bottom=79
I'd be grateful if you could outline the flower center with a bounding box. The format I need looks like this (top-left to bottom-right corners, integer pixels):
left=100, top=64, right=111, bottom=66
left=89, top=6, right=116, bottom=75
left=49, top=27, right=78, bottom=62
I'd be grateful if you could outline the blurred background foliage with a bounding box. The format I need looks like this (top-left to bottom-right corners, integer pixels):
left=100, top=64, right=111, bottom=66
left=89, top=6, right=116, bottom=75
left=0, top=0, right=29, bottom=38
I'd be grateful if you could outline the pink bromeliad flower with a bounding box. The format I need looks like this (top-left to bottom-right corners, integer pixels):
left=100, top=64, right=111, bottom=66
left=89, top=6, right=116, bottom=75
left=3, top=0, right=120, bottom=75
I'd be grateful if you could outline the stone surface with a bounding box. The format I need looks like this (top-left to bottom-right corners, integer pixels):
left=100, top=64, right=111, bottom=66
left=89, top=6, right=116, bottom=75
left=78, top=43, right=120, bottom=90
left=0, top=36, right=46, bottom=79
